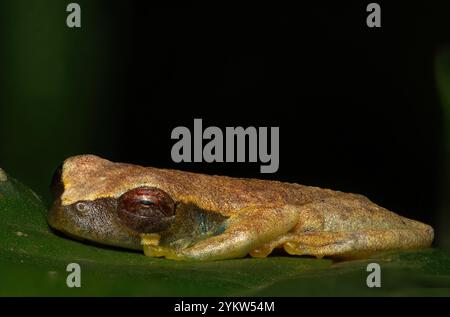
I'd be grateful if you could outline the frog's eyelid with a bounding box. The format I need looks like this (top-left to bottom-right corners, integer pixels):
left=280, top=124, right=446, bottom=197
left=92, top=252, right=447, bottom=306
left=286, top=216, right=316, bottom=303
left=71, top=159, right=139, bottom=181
left=119, top=208, right=166, bottom=219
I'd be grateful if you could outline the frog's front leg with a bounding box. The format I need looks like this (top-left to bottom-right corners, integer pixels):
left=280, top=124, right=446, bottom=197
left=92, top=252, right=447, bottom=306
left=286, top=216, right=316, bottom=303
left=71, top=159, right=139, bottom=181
left=143, top=205, right=299, bottom=261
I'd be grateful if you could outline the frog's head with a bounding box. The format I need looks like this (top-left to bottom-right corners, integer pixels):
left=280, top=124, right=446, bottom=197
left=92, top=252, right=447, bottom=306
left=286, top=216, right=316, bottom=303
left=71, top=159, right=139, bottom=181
left=47, top=155, right=177, bottom=250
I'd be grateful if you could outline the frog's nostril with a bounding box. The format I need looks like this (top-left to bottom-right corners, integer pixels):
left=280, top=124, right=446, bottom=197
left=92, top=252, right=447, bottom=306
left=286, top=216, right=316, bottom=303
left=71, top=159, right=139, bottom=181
left=50, top=163, right=64, bottom=197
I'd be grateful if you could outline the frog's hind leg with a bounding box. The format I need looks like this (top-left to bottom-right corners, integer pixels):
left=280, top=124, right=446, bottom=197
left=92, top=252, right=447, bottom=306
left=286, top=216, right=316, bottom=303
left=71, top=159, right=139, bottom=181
left=250, top=228, right=434, bottom=259
left=249, top=194, right=434, bottom=259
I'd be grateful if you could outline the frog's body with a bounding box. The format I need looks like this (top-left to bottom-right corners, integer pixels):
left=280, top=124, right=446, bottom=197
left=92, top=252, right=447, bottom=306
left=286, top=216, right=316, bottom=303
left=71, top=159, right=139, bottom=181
left=48, top=155, right=433, bottom=261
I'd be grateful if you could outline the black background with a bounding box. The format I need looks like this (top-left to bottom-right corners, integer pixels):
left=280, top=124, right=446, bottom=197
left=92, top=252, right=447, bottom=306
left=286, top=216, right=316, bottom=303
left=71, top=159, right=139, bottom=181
left=90, top=1, right=449, bottom=233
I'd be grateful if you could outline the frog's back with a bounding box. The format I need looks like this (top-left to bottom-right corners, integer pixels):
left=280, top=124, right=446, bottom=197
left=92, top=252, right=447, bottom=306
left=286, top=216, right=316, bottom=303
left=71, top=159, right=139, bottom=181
left=152, top=166, right=338, bottom=215
left=61, top=155, right=334, bottom=214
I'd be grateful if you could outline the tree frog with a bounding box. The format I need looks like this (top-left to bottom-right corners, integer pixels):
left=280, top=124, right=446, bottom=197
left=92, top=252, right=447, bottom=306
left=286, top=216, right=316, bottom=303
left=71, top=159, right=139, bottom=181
left=48, top=155, right=434, bottom=261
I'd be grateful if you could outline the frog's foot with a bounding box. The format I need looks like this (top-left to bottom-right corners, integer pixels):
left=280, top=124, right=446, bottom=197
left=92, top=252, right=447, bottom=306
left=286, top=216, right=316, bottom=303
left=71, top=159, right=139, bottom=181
left=251, top=227, right=434, bottom=259
left=143, top=244, right=185, bottom=260
left=140, top=233, right=185, bottom=260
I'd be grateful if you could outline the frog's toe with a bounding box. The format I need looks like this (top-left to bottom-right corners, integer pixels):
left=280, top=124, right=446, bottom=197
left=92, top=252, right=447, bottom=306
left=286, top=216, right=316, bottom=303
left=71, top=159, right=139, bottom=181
left=283, top=237, right=354, bottom=259
left=249, top=245, right=275, bottom=258
left=143, top=244, right=186, bottom=260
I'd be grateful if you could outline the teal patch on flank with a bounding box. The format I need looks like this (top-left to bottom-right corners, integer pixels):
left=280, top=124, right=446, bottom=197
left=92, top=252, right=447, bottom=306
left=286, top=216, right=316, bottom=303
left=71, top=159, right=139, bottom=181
left=160, top=203, right=229, bottom=249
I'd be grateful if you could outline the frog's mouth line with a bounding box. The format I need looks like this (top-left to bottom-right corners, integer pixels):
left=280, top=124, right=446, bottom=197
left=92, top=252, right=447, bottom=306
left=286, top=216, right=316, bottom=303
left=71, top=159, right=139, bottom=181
left=48, top=224, right=143, bottom=253
left=48, top=225, right=85, bottom=242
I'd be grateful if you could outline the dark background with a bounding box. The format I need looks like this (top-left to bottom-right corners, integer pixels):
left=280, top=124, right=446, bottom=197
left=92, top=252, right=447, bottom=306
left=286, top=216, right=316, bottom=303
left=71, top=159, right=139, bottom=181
left=1, top=1, right=450, bottom=245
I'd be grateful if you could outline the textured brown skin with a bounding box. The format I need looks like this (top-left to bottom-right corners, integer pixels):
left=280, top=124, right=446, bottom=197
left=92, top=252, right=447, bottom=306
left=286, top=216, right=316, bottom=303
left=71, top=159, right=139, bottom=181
left=48, top=155, right=434, bottom=261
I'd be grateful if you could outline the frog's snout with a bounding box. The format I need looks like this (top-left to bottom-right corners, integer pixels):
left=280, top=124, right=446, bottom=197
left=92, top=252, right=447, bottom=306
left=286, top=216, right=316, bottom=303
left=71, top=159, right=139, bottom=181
left=47, top=202, right=85, bottom=242
left=50, top=163, right=64, bottom=199
left=47, top=199, right=91, bottom=239
left=48, top=163, right=70, bottom=233
left=47, top=202, right=60, bottom=231
left=48, top=198, right=142, bottom=250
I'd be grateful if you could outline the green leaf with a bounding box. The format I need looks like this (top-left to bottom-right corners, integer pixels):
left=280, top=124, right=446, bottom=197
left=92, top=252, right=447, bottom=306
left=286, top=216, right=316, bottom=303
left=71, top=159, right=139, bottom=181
left=1, top=172, right=450, bottom=296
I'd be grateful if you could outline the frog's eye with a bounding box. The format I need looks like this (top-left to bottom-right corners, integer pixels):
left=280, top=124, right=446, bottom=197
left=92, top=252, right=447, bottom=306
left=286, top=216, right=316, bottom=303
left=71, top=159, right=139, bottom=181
left=117, top=187, right=176, bottom=233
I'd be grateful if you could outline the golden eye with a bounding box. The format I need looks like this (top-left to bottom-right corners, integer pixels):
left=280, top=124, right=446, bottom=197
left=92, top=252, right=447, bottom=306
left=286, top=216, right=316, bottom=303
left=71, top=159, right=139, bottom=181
left=117, top=187, right=176, bottom=233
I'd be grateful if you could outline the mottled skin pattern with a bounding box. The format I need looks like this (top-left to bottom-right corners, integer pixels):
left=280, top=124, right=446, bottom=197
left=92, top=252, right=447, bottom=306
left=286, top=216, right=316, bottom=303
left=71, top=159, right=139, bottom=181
left=48, top=155, right=434, bottom=261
